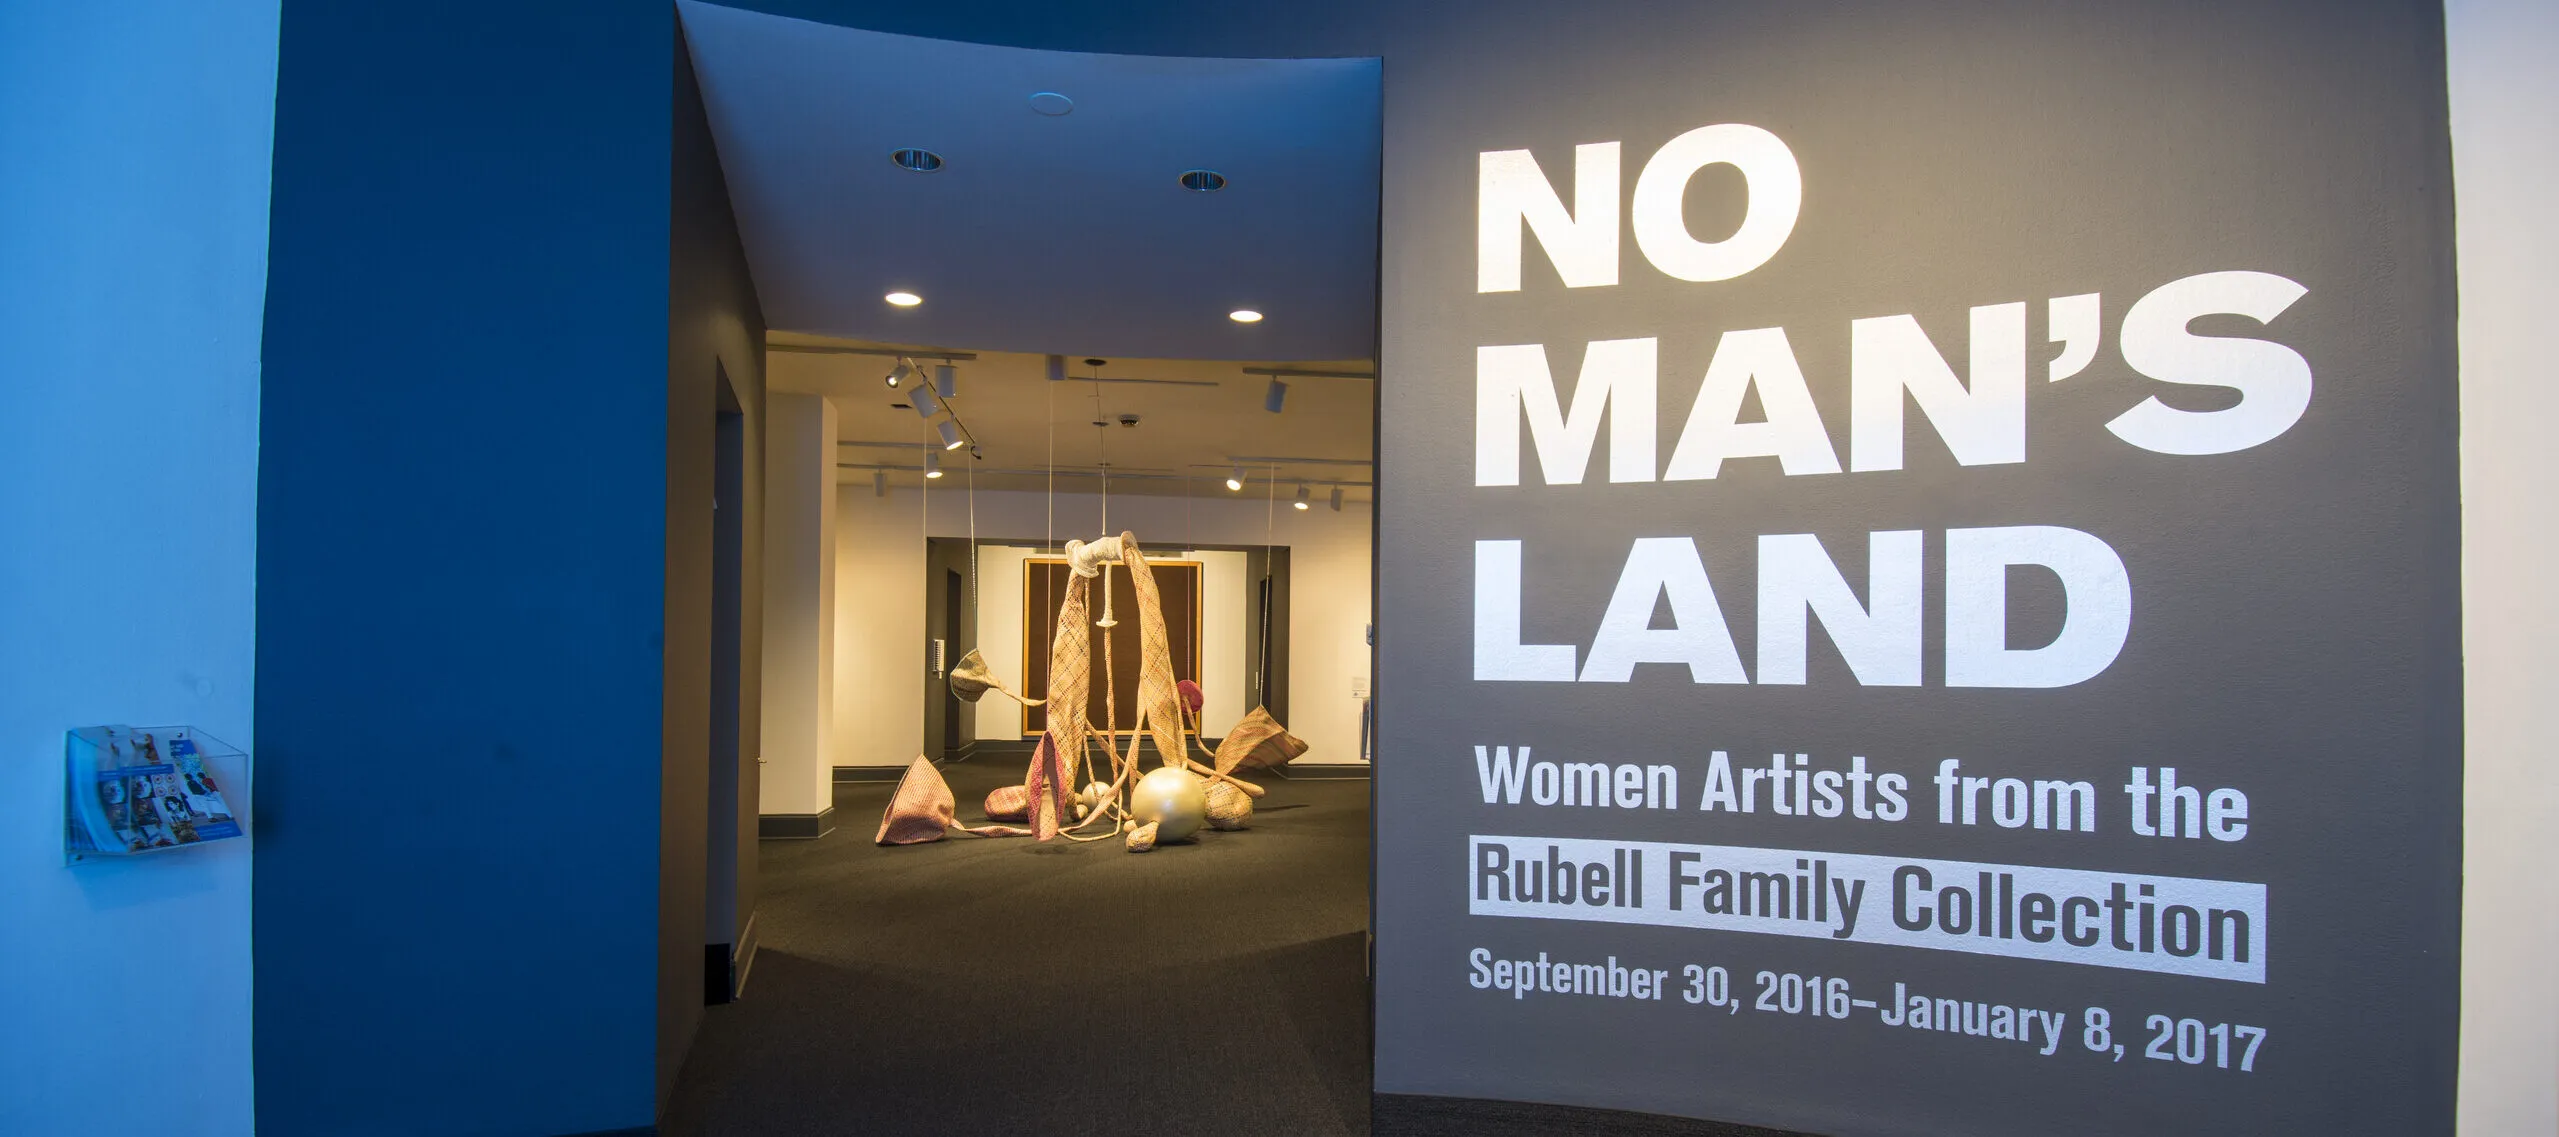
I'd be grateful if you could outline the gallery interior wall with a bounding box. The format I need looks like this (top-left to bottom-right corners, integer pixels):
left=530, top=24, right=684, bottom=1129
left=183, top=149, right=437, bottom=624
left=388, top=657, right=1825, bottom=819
left=667, top=20, right=770, bottom=1108
left=830, top=487, right=1373, bottom=775
left=2447, top=0, right=2559, bottom=1131
left=250, top=1, right=734, bottom=1133
left=0, top=2, right=276, bottom=1133
left=761, top=392, right=837, bottom=818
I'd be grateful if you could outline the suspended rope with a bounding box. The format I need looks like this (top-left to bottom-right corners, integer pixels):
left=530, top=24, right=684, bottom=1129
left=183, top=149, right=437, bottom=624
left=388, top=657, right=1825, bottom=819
left=967, top=450, right=977, bottom=608
left=1046, top=371, right=1055, bottom=555
left=1089, top=360, right=1111, bottom=534
left=1260, top=467, right=1277, bottom=705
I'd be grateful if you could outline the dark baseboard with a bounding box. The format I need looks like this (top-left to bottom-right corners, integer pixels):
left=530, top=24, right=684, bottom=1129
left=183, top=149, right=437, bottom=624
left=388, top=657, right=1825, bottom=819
left=757, top=807, right=833, bottom=839
left=703, top=943, right=728, bottom=1005
left=833, top=765, right=905, bottom=783
left=968, top=738, right=1037, bottom=757
left=1372, top=1093, right=1818, bottom=1137
left=1277, top=763, right=1371, bottom=779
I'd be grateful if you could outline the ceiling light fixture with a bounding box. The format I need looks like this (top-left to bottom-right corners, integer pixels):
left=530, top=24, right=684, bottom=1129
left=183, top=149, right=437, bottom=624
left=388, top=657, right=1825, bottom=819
left=1264, top=378, right=1288, bottom=413
left=889, top=148, right=943, bottom=172
left=885, top=291, right=923, bottom=307
left=884, top=360, right=912, bottom=388
left=1228, top=309, right=1263, bottom=324
left=1225, top=467, right=1245, bottom=492
left=1028, top=92, right=1074, bottom=116
left=874, top=471, right=888, bottom=498
left=924, top=451, right=943, bottom=478
left=1330, top=487, right=1344, bottom=512
left=934, top=364, right=957, bottom=399
left=1293, top=483, right=1311, bottom=510
left=1181, top=169, right=1228, bottom=192
left=909, top=383, right=940, bottom=418
left=937, top=420, right=964, bottom=450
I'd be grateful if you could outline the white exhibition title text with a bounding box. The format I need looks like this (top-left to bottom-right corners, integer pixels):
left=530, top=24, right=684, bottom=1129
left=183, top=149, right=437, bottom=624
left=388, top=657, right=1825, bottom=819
left=1473, top=125, right=2311, bottom=689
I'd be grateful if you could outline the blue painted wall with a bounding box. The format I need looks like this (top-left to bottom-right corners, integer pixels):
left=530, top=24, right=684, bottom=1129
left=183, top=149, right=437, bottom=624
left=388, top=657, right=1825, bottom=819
left=0, top=2, right=277, bottom=1134
left=253, top=2, right=680, bottom=1133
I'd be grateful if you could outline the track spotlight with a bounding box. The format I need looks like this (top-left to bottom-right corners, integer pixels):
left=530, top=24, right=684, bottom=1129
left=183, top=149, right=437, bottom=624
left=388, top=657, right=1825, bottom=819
left=909, top=382, right=940, bottom=418
left=924, top=451, right=943, bottom=479
left=884, top=360, right=912, bottom=389
left=935, top=364, right=957, bottom=400
left=1046, top=354, right=1066, bottom=383
left=1225, top=467, right=1245, bottom=492
left=874, top=471, right=888, bottom=498
left=1293, top=483, right=1310, bottom=510
left=937, top=419, right=964, bottom=450
left=1329, top=486, right=1343, bottom=512
left=1264, top=378, right=1288, bottom=413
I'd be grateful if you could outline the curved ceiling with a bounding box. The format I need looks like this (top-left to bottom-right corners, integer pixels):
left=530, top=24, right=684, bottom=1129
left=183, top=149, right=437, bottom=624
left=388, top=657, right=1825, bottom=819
left=678, top=2, right=1382, bottom=361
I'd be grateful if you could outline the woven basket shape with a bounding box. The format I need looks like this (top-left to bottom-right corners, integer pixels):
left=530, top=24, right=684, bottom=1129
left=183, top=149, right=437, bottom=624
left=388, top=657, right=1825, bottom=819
left=1118, top=535, right=1190, bottom=773
left=877, top=757, right=1030, bottom=844
left=1215, top=706, right=1309, bottom=774
left=1205, top=781, right=1253, bottom=830
left=1044, top=572, right=1093, bottom=780
left=983, top=783, right=1031, bottom=822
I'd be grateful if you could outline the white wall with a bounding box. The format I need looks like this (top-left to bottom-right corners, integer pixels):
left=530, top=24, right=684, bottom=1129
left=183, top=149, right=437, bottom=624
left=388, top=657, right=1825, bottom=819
left=834, top=485, right=929, bottom=770
left=2448, top=2, right=2559, bottom=1133
left=758, top=394, right=839, bottom=816
left=835, top=486, right=1372, bottom=766
left=0, top=2, right=277, bottom=1133
left=970, top=545, right=1249, bottom=744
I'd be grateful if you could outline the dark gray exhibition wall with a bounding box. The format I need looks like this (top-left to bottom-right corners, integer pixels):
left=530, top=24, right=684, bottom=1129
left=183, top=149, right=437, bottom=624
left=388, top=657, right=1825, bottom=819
left=257, top=1, right=2457, bottom=1134
left=1358, top=3, right=2458, bottom=1135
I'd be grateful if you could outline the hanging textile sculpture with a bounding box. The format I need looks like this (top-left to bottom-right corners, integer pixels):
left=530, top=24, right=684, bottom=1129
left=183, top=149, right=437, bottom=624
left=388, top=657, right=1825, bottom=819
left=876, top=530, right=1305, bottom=850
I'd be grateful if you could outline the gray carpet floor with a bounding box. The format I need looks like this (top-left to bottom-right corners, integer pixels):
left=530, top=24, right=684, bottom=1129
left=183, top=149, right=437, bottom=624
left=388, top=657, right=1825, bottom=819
left=659, top=757, right=1374, bottom=1136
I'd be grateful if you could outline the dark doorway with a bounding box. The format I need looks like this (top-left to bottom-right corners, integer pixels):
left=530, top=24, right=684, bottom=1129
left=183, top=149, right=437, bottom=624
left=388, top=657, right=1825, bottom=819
left=705, top=368, right=755, bottom=1004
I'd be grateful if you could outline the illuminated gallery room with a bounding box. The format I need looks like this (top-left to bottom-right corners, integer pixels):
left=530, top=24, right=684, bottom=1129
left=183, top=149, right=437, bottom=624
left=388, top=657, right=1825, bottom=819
left=662, top=6, right=1382, bottom=1133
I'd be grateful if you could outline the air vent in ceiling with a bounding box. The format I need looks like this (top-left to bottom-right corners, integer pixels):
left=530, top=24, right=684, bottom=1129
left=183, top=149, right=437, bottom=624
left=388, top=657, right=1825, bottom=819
left=1179, top=169, right=1228, bottom=192
left=890, top=148, right=944, bottom=172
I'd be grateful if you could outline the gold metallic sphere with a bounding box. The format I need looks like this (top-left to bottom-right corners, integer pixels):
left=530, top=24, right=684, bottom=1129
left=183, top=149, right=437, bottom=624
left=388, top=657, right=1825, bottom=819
left=1129, top=767, right=1208, bottom=843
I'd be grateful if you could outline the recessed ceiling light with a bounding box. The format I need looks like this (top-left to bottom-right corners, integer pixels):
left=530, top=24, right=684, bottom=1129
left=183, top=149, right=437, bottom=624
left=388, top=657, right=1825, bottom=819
left=890, top=148, right=943, bottom=172
left=885, top=291, right=922, bottom=307
left=1028, top=92, right=1074, bottom=116
left=1229, top=309, right=1263, bottom=324
left=1180, top=169, right=1228, bottom=192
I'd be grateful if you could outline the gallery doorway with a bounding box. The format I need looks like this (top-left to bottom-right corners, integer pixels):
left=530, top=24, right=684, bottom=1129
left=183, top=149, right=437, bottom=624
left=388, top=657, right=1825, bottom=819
left=662, top=5, right=1381, bottom=1133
